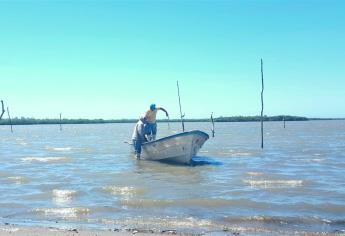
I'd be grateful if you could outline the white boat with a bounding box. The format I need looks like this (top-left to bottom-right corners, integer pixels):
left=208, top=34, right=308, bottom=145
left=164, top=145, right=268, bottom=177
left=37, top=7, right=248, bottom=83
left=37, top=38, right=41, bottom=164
left=139, top=130, right=209, bottom=164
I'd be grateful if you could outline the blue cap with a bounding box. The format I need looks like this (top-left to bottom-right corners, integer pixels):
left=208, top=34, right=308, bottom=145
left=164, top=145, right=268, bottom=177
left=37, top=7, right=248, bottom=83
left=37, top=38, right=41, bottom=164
left=150, top=104, right=156, bottom=110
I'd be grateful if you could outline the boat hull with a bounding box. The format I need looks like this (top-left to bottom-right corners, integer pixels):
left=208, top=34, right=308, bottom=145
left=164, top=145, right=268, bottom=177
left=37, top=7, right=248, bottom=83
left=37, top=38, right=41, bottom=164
left=140, top=130, right=209, bottom=164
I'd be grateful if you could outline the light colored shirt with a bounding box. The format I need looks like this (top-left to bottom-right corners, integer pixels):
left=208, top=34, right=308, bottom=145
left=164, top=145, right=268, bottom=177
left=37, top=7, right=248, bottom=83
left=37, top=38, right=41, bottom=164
left=144, top=107, right=161, bottom=123
left=132, top=120, right=146, bottom=140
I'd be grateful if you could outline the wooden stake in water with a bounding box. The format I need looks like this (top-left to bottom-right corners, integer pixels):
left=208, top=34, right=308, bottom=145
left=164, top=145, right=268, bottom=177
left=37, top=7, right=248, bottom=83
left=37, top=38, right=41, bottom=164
left=0, top=100, right=4, bottom=120
left=59, top=113, right=62, bottom=131
left=211, top=112, right=215, bottom=137
left=7, top=107, right=13, bottom=133
left=167, top=115, right=171, bottom=130
left=260, top=59, right=264, bottom=149
left=176, top=81, right=185, bottom=132
left=283, top=116, right=286, bottom=128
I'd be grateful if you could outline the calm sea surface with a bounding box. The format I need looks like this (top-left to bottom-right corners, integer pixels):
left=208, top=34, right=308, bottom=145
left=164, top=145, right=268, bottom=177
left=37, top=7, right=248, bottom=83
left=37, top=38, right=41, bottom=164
left=0, top=121, right=345, bottom=235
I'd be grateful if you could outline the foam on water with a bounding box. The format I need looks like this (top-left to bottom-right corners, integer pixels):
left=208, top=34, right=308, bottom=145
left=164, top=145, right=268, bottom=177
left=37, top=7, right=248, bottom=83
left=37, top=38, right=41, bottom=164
left=45, top=146, right=95, bottom=153
left=45, top=146, right=72, bottom=151
left=0, top=227, right=19, bottom=233
left=243, top=179, right=303, bottom=189
left=246, top=172, right=264, bottom=176
left=218, top=149, right=253, bottom=157
left=52, top=147, right=72, bottom=151
left=52, top=189, right=77, bottom=204
left=310, top=158, right=325, bottom=162
left=21, top=157, right=70, bottom=163
left=120, top=199, right=174, bottom=208
left=52, top=189, right=77, bottom=197
left=0, top=172, right=29, bottom=184
left=101, top=186, right=145, bottom=197
left=34, top=207, right=90, bottom=218
left=7, top=176, right=29, bottom=184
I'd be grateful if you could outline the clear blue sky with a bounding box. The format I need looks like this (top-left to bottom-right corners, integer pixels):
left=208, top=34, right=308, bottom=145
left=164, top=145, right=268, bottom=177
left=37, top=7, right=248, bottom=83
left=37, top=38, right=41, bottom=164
left=1, top=0, right=344, bottom=119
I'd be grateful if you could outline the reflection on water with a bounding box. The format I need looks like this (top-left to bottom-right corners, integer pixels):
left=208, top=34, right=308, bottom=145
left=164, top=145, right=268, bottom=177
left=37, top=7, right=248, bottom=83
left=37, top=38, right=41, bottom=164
left=0, top=121, right=345, bottom=234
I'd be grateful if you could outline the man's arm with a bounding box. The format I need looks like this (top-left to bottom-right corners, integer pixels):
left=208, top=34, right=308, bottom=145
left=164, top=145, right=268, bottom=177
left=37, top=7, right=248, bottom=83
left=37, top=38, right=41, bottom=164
left=158, top=107, right=169, bottom=117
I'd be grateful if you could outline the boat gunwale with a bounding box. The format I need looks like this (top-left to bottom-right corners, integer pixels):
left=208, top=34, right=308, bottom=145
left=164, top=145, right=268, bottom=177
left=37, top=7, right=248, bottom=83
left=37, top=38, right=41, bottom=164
left=142, top=130, right=209, bottom=146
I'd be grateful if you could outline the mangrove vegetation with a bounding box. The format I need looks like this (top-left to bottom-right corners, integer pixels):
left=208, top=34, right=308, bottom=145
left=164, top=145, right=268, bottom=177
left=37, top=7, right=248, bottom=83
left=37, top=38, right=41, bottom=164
left=0, top=116, right=310, bottom=126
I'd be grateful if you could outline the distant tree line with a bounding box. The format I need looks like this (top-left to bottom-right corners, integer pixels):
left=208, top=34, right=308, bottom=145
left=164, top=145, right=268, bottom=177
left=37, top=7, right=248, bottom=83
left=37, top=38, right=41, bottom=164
left=213, top=115, right=309, bottom=122
left=0, top=115, right=310, bottom=126
left=0, top=117, right=136, bottom=125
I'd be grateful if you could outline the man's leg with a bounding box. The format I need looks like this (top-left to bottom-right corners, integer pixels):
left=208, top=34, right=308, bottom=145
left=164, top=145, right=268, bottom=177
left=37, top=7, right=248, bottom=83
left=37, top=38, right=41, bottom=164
left=146, top=123, right=154, bottom=141
left=133, top=139, right=142, bottom=159
left=152, top=123, right=157, bottom=140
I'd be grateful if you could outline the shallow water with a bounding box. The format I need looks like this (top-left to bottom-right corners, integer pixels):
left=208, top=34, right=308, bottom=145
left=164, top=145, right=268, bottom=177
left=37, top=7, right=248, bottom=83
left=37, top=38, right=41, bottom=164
left=0, top=121, right=345, bottom=235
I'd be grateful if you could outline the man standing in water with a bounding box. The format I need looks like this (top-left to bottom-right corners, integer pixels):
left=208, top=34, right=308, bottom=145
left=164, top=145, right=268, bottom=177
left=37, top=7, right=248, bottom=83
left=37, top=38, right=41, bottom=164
left=132, top=117, right=148, bottom=159
left=144, top=104, right=169, bottom=141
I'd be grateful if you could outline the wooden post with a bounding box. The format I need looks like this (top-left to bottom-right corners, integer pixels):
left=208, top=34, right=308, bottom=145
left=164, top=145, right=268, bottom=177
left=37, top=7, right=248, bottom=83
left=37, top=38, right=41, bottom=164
left=176, top=81, right=185, bottom=132
left=260, top=59, right=264, bottom=149
left=211, top=112, right=215, bottom=137
left=283, top=116, right=286, bottom=128
left=0, top=100, right=4, bottom=120
left=59, top=113, right=62, bottom=131
left=167, top=115, right=171, bottom=130
left=7, top=107, right=13, bottom=133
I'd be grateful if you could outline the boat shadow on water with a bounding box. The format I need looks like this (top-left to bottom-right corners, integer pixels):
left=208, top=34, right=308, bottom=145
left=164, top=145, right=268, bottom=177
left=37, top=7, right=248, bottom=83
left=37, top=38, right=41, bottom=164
left=159, top=156, right=223, bottom=166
